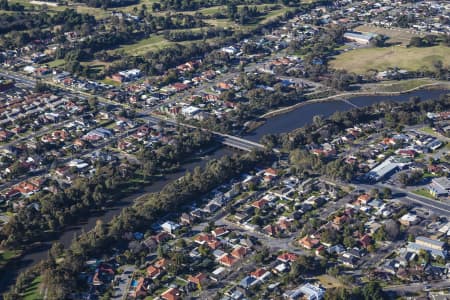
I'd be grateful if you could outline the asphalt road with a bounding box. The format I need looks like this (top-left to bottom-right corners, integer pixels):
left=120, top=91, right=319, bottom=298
left=384, top=279, right=450, bottom=296
left=356, top=183, right=450, bottom=217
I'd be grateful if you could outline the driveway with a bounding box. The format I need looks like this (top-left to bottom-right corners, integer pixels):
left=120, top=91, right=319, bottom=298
left=112, top=265, right=136, bottom=300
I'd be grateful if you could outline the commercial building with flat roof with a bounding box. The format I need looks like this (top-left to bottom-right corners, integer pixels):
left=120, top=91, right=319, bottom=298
left=365, top=156, right=410, bottom=182
left=429, top=177, right=450, bottom=197
left=343, top=32, right=377, bottom=45
left=407, top=236, right=447, bottom=258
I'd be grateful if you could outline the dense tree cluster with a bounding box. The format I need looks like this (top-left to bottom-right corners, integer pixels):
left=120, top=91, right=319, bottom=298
left=0, top=9, right=95, bottom=35
left=409, top=35, right=439, bottom=47
left=79, top=0, right=138, bottom=8
left=4, top=150, right=271, bottom=299
left=155, top=0, right=277, bottom=12
left=163, top=27, right=233, bottom=42
left=395, top=13, right=416, bottom=28
left=106, top=42, right=216, bottom=76
left=0, top=129, right=214, bottom=247
left=397, top=170, right=423, bottom=186
left=289, top=25, right=346, bottom=80
left=227, top=4, right=262, bottom=25
left=0, top=0, right=24, bottom=11
left=325, top=70, right=362, bottom=91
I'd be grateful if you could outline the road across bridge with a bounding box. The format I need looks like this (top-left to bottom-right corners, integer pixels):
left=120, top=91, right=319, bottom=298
left=143, top=114, right=271, bottom=152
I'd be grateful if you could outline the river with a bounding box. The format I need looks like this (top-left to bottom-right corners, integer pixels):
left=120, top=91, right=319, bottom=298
left=1, top=88, right=449, bottom=293
left=0, top=147, right=234, bottom=293
left=244, top=89, right=449, bottom=141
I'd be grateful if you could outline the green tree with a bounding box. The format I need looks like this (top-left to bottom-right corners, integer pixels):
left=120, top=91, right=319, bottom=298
left=382, top=188, right=392, bottom=199
left=373, top=226, right=386, bottom=242
left=0, top=0, right=9, bottom=10
left=343, top=236, right=355, bottom=248
left=361, top=281, right=387, bottom=300
left=50, top=242, right=64, bottom=258
left=157, top=244, right=166, bottom=258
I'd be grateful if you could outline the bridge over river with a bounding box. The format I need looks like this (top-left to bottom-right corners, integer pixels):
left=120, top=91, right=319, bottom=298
left=143, top=114, right=273, bottom=152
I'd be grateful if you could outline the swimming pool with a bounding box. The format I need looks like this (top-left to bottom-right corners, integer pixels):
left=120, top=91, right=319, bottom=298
left=130, top=279, right=138, bottom=288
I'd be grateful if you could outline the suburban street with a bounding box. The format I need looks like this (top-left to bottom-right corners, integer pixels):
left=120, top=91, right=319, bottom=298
left=384, top=280, right=450, bottom=296
left=112, top=265, right=135, bottom=300
left=355, top=183, right=450, bottom=217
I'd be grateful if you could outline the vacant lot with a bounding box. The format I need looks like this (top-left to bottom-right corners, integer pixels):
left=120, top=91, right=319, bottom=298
left=314, top=275, right=345, bottom=289
left=113, top=34, right=208, bottom=56
left=330, top=45, right=450, bottom=74
left=354, top=25, right=421, bottom=46
left=359, top=79, right=447, bottom=93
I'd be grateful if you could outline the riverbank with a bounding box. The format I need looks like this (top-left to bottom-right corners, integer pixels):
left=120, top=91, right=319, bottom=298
left=244, top=87, right=449, bottom=142
left=0, top=146, right=234, bottom=293
left=260, top=81, right=450, bottom=120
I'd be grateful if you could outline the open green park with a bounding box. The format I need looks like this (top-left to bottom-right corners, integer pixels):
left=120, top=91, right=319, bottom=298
left=330, top=45, right=450, bottom=74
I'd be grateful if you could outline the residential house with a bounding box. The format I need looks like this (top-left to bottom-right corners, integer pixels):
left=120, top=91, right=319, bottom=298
left=161, top=287, right=181, bottom=300
left=212, top=227, right=229, bottom=238
left=161, top=221, right=180, bottom=234
left=299, top=236, right=320, bottom=250
left=180, top=212, right=195, bottom=225
left=231, top=246, right=247, bottom=259
left=250, top=268, right=271, bottom=283
left=399, top=213, right=420, bottom=226
left=239, top=275, right=256, bottom=289
left=187, top=272, right=208, bottom=289
left=359, top=234, right=372, bottom=249
left=252, top=198, right=269, bottom=210
left=264, top=224, right=280, bottom=237
left=218, top=254, right=238, bottom=267
left=277, top=252, right=298, bottom=263
left=154, top=258, right=169, bottom=270
left=153, top=232, right=171, bottom=244
left=146, top=266, right=163, bottom=279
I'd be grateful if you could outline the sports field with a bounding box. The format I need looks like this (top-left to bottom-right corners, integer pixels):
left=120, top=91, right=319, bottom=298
left=330, top=45, right=450, bottom=74
left=353, top=25, right=421, bottom=46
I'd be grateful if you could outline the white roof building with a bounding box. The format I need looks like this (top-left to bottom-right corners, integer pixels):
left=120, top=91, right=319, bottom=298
left=283, top=283, right=325, bottom=300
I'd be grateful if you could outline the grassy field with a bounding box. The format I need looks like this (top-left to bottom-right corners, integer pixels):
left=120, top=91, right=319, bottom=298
left=420, top=126, right=437, bottom=135
left=314, top=275, right=344, bottom=289
left=114, top=34, right=174, bottom=55
left=330, top=45, right=450, bottom=74
left=376, top=79, right=435, bottom=92
left=47, top=59, right=65, bottom=68
left=22, top=276, right=43, bottom=300
left=362, top=79, right=438, bottom=93
left=101, top=78, right=121, bottom=86
left=0, top=249, right=21, bottom=269
left=412, top=189, right=436, bottom=199
left=354, top=25, right=420, bottom=46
